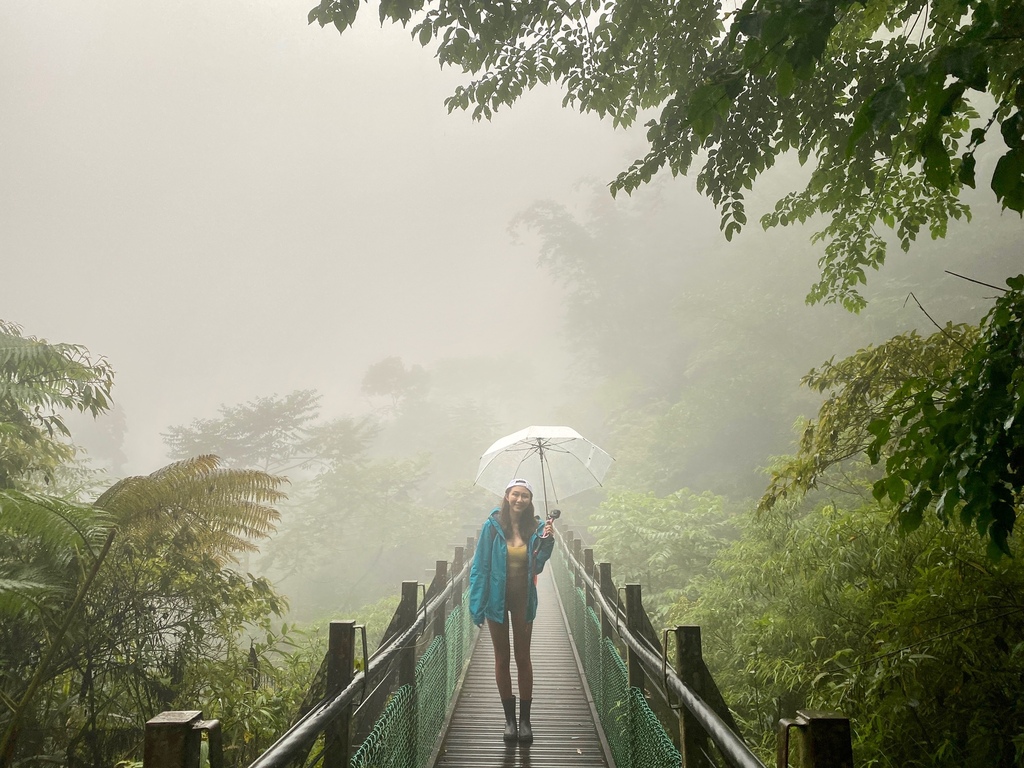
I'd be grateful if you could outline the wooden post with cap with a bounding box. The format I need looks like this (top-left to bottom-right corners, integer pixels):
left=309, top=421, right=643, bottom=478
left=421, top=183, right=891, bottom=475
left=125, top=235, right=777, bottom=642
left=324, top=621, right=355, bottom=768
left=675, top=626, right=711, bottom=768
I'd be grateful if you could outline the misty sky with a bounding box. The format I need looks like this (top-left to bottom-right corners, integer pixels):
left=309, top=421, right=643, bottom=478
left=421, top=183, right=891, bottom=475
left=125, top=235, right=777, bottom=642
left=6, top=1, right=1017, bottom=482
left=1, top=0, right=670, bottom=472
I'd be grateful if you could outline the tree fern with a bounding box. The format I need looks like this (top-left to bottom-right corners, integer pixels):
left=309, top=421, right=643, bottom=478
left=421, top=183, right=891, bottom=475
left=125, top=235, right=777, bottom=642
left=0, top=490, right=112, bottom=620
left=96, top=455, right=285, bottom=564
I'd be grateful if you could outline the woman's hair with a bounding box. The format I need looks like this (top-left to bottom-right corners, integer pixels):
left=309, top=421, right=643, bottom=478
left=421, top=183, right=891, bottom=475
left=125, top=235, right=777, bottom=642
left=498, top=493, right=536, bottom=538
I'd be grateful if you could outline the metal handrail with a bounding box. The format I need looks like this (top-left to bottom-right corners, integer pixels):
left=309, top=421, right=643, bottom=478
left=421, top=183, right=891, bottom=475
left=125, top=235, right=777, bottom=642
left=555, top=530, right=767, bottom=768
left=247, top=558, right=472, bottom=768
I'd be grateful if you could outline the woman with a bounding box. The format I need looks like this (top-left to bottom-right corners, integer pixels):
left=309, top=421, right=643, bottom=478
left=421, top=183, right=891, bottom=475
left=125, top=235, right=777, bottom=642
left=468, top=478, right=555, bottom=743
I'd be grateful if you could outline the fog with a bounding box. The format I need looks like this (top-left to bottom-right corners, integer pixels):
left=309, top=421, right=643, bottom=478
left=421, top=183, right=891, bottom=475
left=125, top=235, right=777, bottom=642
left=1, top=0, right=659, bottom=473
left=5, top=0, right=1021, bottom=618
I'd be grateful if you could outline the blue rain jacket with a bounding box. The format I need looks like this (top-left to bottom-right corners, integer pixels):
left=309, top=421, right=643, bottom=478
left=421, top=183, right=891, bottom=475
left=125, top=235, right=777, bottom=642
left=469, top=509, right=555, bottom=626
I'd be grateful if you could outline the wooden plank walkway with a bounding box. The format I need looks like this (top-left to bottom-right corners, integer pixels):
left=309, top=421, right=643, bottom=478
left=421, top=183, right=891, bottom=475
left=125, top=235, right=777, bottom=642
left=433, top=569, right=612, bottom=768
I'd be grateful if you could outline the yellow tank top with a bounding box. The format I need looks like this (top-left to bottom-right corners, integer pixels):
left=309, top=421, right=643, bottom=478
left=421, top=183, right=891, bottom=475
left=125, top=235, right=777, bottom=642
left=506, top=544, right=528, bottom=584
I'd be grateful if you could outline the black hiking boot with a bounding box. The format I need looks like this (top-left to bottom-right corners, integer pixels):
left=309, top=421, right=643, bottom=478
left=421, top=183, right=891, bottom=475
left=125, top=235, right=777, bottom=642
left=518, top=698, right=534, bottom=743
left=502, top=697, right=518, bottom=743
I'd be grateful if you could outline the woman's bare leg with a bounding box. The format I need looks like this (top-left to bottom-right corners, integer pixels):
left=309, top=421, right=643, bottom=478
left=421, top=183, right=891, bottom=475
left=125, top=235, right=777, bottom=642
left=486, top=618, right=513, bottom=699
left=509, top=605, right=534, bottom=701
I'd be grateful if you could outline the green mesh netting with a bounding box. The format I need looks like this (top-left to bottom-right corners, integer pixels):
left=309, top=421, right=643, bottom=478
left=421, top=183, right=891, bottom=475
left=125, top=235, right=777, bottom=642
left=602, top=637, right=632, bottom=768
left=462, top=590, right=473, bottom=674
left=445, top=605, right=464, bottom=701
left=552, top=545, right=684, bottom=768
left=416, top=635, right=446, bottom=768
left=350, top=684, right=415, bottom=768
left=350, top=589, right=473, bottom=768
left=630, top=688, right=683, bottom=767
left=583, top=605, right=603, bottom=716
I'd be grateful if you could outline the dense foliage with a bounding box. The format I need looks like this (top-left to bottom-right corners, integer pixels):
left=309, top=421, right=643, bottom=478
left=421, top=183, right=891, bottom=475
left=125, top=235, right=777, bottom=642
left=869, top=278, right=1024, bottom=557
left=589, top=489, right=740, bottom=618
left=0, top=453, right=298, bottom=767
left=0, top=323, right=316, bottom=767
left=0, top=321, right=113, bottom=489
left=588, top=291, right=1024, bottom=763
left=669, top=494, right=1024, bottom=767
left=764, top=276, right=1024, bottom=556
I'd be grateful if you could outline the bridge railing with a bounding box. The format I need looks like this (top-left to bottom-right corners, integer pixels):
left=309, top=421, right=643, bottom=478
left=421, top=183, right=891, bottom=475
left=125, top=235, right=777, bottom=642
left=553, top=527, right=854, bottom=768
left=143, top=539, right=476, bottom=768
left=145, top=526, right=853, bottom=768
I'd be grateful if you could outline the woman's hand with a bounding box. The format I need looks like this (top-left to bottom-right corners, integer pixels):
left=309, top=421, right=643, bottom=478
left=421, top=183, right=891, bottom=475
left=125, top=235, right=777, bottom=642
left=543, top=519, right=554, bottom=538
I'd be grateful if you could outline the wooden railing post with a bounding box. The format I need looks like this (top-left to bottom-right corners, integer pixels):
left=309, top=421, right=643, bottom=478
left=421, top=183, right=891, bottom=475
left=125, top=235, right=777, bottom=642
left=144, top=711, right=220, bottom=768
left=572, top=538, right=584, bottom=589
left=598, top=562, right=615, bottom=641
left=324, top=621, right=355, bottom=768
left=624, top=583, right=645, bottom=690
left=583, top=548, right=595, bottom=611
left=144, top=711, right=202, bottom=768
left=778, top=711, right=853, bottom=768
left=675, top=626, right=711, bottom=768
left=398, top=581, right=419, bottom=687
left=432, top=560, right=449, bottom=639
left=453, top=546, right=465, bottom=607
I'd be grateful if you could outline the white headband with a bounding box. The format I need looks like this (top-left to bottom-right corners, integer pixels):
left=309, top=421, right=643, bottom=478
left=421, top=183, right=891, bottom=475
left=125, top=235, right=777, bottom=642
left=505, top=478, right=534, bottom=494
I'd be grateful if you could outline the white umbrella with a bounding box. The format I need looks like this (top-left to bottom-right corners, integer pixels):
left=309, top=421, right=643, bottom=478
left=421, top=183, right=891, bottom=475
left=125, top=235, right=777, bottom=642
left=475, top=425, right=614, bottom=515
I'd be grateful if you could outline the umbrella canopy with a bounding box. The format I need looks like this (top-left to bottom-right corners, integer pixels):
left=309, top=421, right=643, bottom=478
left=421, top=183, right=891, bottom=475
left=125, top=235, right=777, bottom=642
left=475, top=425, right=613, bottom=514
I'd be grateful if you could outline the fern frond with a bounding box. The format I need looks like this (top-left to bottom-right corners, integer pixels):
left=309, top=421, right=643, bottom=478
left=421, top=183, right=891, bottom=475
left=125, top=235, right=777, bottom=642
left=0, top=489, right=113, bottom=560
left=94, top=455, right=285, bottom=564
left=0, top=575, right=60, bottom=618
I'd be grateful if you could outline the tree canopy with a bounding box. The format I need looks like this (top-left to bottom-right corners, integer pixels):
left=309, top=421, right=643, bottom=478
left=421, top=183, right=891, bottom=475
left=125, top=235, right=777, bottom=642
left=765, top=280, right=1024, bottom=557
left=0, top=322, right=300, bottom=766
left=0, top=321, right=114, bottom=489
left=361, top=357, right=429, bottom=411
left=670, top=494, right=1024, bottom=766
left=311, top=0, right=1023, bottom=311
left=869, top=280, right=1024, bottom=557
left=163, top=389, right=379, bottom=476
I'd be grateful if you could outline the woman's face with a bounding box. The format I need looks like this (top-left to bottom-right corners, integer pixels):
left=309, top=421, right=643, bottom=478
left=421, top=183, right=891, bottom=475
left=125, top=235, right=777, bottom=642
left=506, top=486, right=533, bottom=515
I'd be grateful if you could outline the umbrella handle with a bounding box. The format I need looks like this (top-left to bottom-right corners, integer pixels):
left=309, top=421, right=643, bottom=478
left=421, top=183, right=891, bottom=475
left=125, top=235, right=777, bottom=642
left=542, top=509, right=561, bottom=538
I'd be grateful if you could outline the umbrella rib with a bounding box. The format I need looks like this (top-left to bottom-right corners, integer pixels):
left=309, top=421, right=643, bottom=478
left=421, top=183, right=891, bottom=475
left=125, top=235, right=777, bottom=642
left=541, top=446, right=559, bottom=506
left=508, top=453, right=535, bottom=484
left=549, top=449, right=606, bottom=487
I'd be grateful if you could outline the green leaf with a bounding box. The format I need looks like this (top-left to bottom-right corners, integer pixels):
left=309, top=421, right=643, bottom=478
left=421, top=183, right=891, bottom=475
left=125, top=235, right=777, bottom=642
left=776, top=60, right=794, bottom=98
left=920, top=134, right=952, bottom=189
left=991, top=149, right=1024, bottom=213
left=959, top=153, right=977, bottom=188
left=872, top=478, right=887, bottom=502
left=886, top=475, right=906, bottom=503
left=1001, top=111, right=1024, bottom=150
left=847, top=83, right=906, bottom=157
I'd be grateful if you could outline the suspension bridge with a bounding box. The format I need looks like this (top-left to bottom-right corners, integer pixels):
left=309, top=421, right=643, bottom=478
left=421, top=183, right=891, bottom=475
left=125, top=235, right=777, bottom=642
left=143, top=530, right=854, bottom=768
